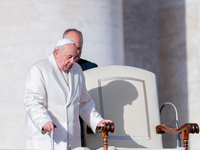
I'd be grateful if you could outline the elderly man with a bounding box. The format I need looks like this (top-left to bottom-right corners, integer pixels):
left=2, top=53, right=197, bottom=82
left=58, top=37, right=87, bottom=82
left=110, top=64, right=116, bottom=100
left=24, top=38, right=111, bottom=150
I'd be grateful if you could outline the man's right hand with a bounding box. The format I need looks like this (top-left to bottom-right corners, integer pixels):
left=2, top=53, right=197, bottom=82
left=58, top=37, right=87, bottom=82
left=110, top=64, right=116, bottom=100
left=42, top=121, right=55, bottom=134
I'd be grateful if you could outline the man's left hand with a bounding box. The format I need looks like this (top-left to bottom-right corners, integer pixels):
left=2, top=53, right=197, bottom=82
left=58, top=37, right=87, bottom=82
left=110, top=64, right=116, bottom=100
left=96, top=119, right=113, bottom=133
left=97, top=119, right=112, bottom=127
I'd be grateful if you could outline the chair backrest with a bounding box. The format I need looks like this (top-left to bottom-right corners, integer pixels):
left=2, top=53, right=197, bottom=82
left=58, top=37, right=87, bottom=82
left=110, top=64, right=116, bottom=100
left=83, top=65, right=163, bottom=149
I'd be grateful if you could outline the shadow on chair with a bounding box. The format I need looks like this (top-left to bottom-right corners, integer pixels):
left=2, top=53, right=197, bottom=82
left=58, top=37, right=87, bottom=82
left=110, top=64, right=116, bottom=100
left=89, top=80, right=145, bottom=148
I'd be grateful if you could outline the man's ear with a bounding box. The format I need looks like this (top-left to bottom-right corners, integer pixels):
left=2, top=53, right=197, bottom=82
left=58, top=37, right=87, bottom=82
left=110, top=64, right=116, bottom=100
left=54, top=49, right=59, bottom=59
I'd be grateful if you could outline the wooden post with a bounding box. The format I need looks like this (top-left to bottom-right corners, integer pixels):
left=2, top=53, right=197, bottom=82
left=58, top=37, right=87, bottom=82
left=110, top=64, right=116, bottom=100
left=100, top=122, right=115, bottom=150
left=182, top=130, right=189, bottom=150
left=102, top=131, right=108, bottom=150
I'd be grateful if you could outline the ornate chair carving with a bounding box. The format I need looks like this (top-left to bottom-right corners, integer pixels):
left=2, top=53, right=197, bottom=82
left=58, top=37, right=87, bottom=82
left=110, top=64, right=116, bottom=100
left=83, top=65, right=199, bottom=150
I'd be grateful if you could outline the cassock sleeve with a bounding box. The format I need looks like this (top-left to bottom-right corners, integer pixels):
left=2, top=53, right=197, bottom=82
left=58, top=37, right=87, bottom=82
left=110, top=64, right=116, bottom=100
left=78, top=70, right=103, bottom=133
left=24, top=65, right=52, bottom=133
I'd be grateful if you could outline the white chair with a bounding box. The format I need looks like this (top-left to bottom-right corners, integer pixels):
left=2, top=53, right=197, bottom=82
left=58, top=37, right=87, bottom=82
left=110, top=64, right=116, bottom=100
left=83, top=65, right=199, bottom=150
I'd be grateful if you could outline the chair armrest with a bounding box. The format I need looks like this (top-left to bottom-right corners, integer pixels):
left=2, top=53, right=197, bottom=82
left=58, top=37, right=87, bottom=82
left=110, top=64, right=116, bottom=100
left=156, top=123, right=199, bottom=150
left=96, top=122, right=115, bottom=150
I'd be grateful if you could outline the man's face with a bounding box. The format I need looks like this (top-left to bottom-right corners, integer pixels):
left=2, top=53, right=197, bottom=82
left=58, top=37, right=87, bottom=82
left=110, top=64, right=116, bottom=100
left=64, top=31, right=83, bottom=62
left=54, top=44, right=77, bottom=73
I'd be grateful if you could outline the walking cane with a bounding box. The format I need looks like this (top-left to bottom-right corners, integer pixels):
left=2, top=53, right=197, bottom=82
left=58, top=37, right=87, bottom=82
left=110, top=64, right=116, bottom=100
left=51, top=124, right=57, bottom=150
left=42, top=124, right=56, bottom=150
left=51, top=130, right=54, bottom=150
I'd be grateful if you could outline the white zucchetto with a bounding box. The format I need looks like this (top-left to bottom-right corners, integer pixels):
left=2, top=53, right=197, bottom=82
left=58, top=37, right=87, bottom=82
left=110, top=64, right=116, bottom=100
left=55, top=38, right=75, bottom=47
left=54, top=38, right=75, bottom=52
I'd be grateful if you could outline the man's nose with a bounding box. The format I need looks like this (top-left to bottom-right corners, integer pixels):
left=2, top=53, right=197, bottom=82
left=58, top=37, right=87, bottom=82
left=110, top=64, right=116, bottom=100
left=70, top=57, right=75, bottom=64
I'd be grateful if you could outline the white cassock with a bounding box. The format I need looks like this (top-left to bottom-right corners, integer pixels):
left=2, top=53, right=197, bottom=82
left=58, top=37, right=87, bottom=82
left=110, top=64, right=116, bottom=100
left=24, top=53, right=103, bottom=150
